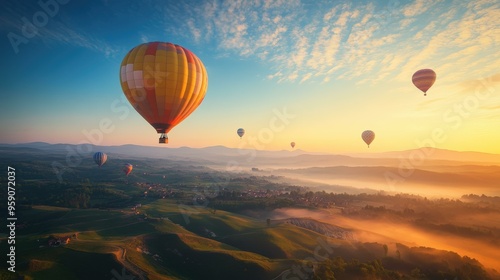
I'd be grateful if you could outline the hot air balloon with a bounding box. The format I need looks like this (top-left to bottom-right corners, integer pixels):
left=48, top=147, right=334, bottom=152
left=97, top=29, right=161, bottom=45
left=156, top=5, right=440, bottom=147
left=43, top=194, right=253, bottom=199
left=123, top=163, right=133, bottom=176
left=119, top=42, right=208, bottom=144
left=93, top=152, right=107, bottom=167
left=412, top=69, right=436, bottom=96
left=361, top=130, right=375, bottom=147
left=290, top=142, right=296, bottom=148
left=237, top=128, right=245, bottom=138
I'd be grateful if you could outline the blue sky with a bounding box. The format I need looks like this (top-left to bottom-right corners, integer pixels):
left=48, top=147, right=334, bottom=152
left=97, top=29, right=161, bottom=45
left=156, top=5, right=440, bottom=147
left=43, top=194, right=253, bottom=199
left=1, top=0, right=499, bottom=153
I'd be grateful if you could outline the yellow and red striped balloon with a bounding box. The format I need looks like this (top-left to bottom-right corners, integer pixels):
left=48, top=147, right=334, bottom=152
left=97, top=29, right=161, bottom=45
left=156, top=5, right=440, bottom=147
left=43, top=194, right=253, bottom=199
left=119, top=42, right=208, bottom=143
left=412, top=69, right=436, bottom=96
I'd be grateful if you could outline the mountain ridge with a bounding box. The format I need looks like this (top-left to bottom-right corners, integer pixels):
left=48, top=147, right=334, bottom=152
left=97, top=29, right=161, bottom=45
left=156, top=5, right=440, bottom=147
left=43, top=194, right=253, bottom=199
left=1, top=142, right=499, bottom=165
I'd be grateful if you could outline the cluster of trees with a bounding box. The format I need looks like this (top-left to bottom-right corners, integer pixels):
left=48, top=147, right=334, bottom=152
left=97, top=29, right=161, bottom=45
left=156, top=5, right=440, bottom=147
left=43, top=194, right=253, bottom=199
left=14, top=172, right=500, bottom=219
left=16, top=182, right=135, bottom=209
left=461, top=194, right=500, bottom=205
left=309, top=256, right=490, bottom=280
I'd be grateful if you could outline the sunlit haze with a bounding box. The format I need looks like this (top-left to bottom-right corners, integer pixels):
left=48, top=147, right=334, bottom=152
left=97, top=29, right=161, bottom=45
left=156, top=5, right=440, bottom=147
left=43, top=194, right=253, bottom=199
left=1, top=0, right=499, bottom=154
left=1, top=2, right=500, bottom=278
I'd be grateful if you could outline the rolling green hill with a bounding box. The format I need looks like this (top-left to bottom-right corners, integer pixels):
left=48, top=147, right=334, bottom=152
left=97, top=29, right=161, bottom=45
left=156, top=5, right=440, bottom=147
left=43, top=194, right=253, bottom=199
left=2, top=199, right=496, bottom=279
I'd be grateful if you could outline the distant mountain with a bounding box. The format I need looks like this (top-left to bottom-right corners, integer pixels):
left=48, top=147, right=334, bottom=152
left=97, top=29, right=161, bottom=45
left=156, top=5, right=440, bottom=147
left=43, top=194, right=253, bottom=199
left=0, top=142, right=308, bottom=161
left=2, top=142, right=499, bottom=167
left=261, top=153, right=482, bottom=168
left=272, top=165, right=500, bottom=197
left=349, top=148, right=500, bottom=164
left=3, top=142, right=500, bottom=197
left=276, top=165, right=500, bottom=186
left=0, top=142, right=58, bottom=150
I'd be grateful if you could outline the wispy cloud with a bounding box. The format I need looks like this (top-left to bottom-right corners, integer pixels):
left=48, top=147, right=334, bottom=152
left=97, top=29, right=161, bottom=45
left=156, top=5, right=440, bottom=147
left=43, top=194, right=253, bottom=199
left=397, top=0, right=499, bottom=85
left=40, top=24, right=121, bottom=58
left=160, top=0, right=499, bottom=85
left=482, top=105, right=500, bottom=110
left=0, top=1, right=121, bottom=57
left=416, top=97, right=447, bottom=110
left=458, top=73, right=500, bottom=95
left=2, top=0, right=495, bottom=83
left=402, top=0, right=434, bottom=17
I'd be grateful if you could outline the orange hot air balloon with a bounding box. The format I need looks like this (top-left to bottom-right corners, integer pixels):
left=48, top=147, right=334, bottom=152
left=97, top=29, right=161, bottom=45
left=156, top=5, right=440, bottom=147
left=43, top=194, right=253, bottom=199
left=120, top=42, right=208, bottom=143
left=290, top=142, right=296, bottom=148
left=123, top=163, right=133, bottom=176
left=412, top=69, right=436, bottom=96
left=361, top=130, right=375, bottom=148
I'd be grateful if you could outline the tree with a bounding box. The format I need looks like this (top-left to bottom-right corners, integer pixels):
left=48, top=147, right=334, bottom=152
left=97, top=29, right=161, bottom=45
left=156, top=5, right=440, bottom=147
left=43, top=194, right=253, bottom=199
left=383, top=244, right=388, bottom=257
left=410, top=268, right=426, bottom=279
left=313, top=262, right=335, bottom=280
left=331, top=257, right=346, bottom=272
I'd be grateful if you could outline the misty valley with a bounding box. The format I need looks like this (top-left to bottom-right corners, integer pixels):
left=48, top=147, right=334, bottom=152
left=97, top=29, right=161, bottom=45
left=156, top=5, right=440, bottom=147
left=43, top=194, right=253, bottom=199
left=1, top=143, right=499, bottom=280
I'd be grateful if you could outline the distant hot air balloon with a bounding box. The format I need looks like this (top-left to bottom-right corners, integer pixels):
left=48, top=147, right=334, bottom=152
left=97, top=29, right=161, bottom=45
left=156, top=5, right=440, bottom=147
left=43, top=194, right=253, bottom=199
left=119, top=42, right=208, bottom=144
left=93, top=152, right=107, bottom=167
left=290, top=142, right=296, bottom=148
left=361, top=130, right=375, bottom=148
left=412, top=69, right=436, bottom=96
left=123, top=164, right=133, bottom=176
left=237, top=128, right=245, bottom=138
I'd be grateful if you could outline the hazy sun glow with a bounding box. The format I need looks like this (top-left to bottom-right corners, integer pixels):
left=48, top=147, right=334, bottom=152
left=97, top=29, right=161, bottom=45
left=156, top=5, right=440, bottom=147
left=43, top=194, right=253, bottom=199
left=1, top=0, right=498, bottom=154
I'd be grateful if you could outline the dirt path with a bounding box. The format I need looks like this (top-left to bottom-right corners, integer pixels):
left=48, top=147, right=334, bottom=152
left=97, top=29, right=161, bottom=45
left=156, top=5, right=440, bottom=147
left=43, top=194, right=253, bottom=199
left=112, top=246, right=148, bottom=280
left=71, top=235, right=149, bottom=280
left=271, top=269, right=290, bottom=280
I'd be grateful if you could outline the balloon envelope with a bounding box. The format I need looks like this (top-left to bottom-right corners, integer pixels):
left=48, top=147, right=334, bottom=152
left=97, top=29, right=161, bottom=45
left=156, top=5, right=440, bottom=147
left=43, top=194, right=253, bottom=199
left=123, top=164, right=133, bottom=176
left=93, top=152, right=107, bottom=167
left=119, top=42, right=208, bottom=140
left=290, top=142, right=296, bottom=148
left=412, top=69, right=436, bottom=95
left=237, top=128, right=245, bottom=138
left=361, top=130, right=375, bottom=147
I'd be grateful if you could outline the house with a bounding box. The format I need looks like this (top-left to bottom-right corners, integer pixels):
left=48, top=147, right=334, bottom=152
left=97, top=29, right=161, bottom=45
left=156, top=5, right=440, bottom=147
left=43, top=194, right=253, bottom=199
left=48, top=235, right=72, bottom=247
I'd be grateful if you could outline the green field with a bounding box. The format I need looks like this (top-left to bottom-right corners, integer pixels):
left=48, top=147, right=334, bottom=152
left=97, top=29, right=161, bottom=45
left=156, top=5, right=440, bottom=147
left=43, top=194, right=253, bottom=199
left=2, top=147, right=497, bottom=280
left=3, top=195, right=496, bottom=280
left=4, top=202, right=322, bottom=280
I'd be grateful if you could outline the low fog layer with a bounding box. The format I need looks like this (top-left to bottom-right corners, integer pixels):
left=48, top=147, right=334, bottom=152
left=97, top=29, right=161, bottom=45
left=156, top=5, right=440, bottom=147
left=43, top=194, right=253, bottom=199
left=265, top=208, right=500, bottom=271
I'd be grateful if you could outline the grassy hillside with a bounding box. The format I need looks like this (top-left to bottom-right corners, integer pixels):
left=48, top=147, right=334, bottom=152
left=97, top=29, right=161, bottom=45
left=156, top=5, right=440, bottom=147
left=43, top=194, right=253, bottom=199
left=6, top=202, right=311, bottom=279
left=4, top=200, right=496, bottom=279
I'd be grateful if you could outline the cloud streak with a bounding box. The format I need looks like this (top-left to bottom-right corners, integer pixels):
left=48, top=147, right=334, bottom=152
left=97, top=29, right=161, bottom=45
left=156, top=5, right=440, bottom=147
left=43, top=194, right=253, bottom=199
left=162, top=0, right=498, bottom=85
left=3, top=0, right=495, bottom=84
left=0, top=1, right=121, bottom=57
